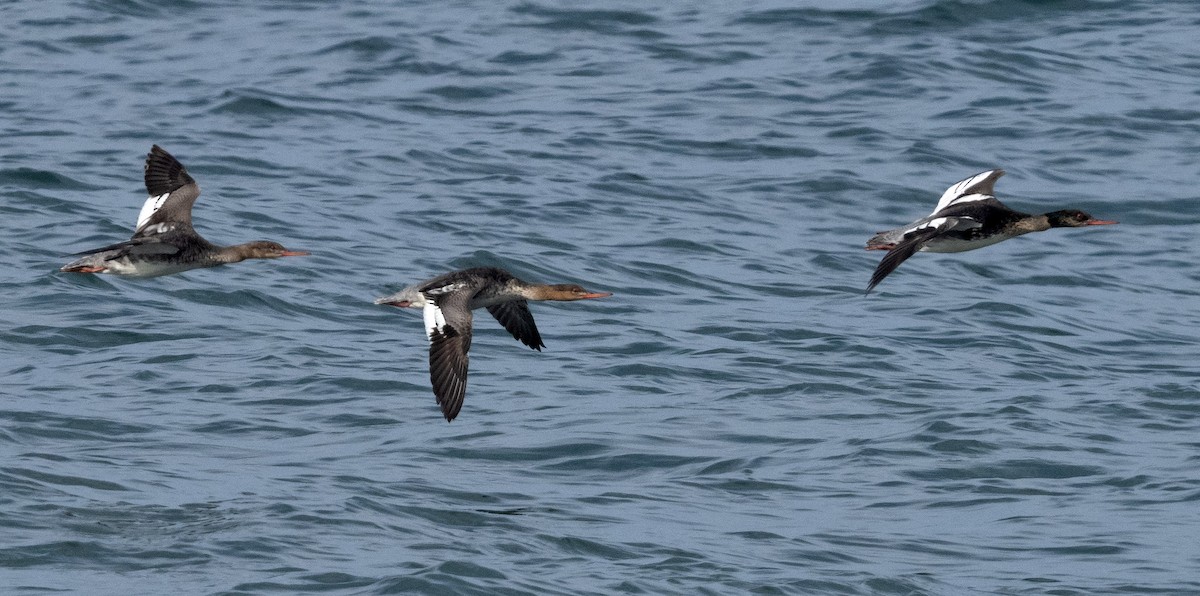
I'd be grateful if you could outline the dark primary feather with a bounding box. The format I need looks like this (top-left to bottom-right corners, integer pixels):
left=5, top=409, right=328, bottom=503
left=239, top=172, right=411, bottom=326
left=144, top=145, right=196, bottom=196
left=428, top=325, right=470, bottom=422
left=72, top=238, right=159, bottom=257
left=71, top=233, right=196, bottom=259
left=486, top=301, right=545, bottom=351
left=427, top=291, right=475, bottom=422
left=867, top=226, right=941, bottom=294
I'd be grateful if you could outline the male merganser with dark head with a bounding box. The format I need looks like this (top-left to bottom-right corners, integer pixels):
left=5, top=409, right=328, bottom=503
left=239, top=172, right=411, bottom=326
left=375, top=267, right=611, bottom=422
left=865, top=169, right=1116, bottom=293
left=61, top=145, right=308, bottom=277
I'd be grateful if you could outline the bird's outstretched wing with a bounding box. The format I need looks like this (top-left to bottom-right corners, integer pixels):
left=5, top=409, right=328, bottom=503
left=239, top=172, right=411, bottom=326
left=486, top=300, right=545, bottom=351
left=424, top=290, right=474, bottom=422
left=867, top=217, right=981, bottom=293
left=930, top=169, right=1004, bottom=214
left=135, top=145, right=200, bottom=237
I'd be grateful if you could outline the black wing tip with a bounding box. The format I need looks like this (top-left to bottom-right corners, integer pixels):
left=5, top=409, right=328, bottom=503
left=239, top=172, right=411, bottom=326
left=146, top=145, right=178, bottom=166
left=144, top=144, right=196, bottom=196
left=438, top=392, right=465, bottom=421
left=429, top=328, right=468, bottom=422
left=866, top=264, right=892, bottom=294
left=865, top=226, right=938, bottom=296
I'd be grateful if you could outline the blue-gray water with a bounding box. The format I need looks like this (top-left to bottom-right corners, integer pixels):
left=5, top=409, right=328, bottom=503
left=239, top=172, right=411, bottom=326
left=2, top=1, right=1199, bottom=594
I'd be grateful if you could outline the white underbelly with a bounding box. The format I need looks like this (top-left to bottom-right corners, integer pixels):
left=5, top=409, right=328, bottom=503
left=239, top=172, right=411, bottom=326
left=104, top=259, right=207, bottom=277
left=921, top=234, right=1012, bottom=254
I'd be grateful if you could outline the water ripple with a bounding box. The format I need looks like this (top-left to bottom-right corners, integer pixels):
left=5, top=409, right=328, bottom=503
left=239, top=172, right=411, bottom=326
left=3, top=0, right=1199, bottom=594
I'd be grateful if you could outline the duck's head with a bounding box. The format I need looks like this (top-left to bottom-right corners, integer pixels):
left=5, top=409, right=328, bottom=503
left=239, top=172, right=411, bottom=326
left=538, top=284, right=613, bottom=301
left=227, top=241, right=309, bottom=262
left=1046, top=210, right=1118, bottom=228
left=232, top=241, right=307, bottom=261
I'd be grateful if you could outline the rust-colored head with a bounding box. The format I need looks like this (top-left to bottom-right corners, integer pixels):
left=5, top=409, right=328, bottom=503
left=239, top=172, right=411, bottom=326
left=232, top=241, right=310, bottom=261
left=534, top=283, right=612, bottom=301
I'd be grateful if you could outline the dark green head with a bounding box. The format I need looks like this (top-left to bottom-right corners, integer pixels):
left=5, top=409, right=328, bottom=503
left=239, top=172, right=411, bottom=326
left=1045, top=210, right=1118, bottom=228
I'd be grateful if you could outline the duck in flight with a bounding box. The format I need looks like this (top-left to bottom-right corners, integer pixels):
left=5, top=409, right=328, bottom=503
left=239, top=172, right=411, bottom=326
left=375, top=267, right=611, bottom=421
left=61, top=145, right=308, bottom=277
left=865, top=169, right=1116, bottom=293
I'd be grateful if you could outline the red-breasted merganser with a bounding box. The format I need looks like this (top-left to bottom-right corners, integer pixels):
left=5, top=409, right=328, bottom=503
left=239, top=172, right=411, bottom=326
left=865, top=169, right=1116, bottom=293
left=375, top=267, right=611, bottom=422
left=61, top=145, right=308, bottom=277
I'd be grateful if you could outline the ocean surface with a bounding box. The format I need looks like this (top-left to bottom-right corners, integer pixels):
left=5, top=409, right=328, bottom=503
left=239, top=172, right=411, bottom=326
left=2, top=1, right=1199, bottom=594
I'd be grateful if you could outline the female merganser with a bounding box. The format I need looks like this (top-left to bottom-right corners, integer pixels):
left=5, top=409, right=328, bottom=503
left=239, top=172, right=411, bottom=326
left=865, top=169, right=1116, bottom=293
left=375, top=267, right=611, bottom=422
left=61, top=145, right=308, bottom=277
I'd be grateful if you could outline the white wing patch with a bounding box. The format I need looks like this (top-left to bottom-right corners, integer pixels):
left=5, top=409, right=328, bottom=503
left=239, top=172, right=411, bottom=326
left=423, top=302, right=447, bottom=341
left=137, top=192, right=171, bottom=229
left=908, top=216, right=951, bottom=234
left=906, top=216, right=981, bottom=235
left=423, top=282, right=467, bottom=296
left=931, top=170, right=1003, bottom=214
left=137, top=222, right=176, bottom=236
left=940, top=192, right=993, bottom=211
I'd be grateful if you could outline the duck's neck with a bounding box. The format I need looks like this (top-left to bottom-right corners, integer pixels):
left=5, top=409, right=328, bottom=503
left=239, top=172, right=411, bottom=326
left=1009, top=214, right=1052, bottom=235
left=210, top=243, right=256, bottom=264
left=523, top=284, right=569, bottom=301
